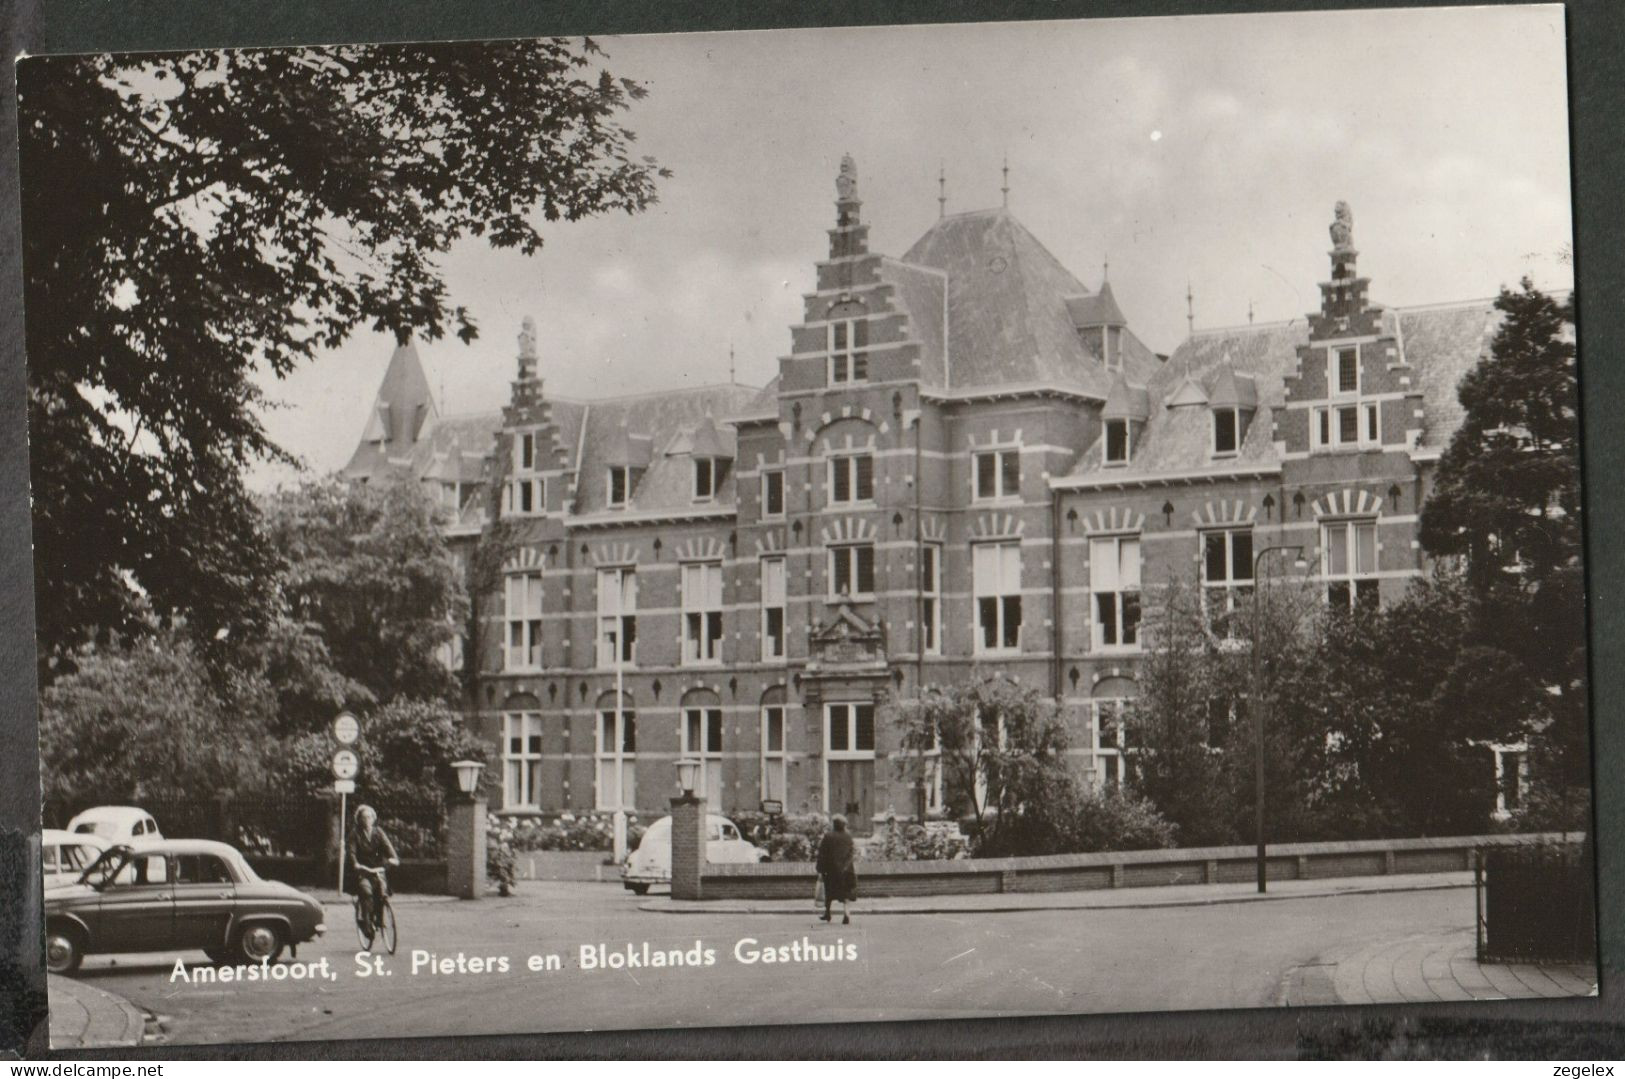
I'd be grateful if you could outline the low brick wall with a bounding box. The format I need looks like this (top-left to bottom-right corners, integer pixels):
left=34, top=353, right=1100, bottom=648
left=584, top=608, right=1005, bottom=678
left=699, top=832, right=1574, bottom=900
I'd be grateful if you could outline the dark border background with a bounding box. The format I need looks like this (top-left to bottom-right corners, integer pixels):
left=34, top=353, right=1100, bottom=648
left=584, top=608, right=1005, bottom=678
left=2, top=0, right=1620, bottom=1060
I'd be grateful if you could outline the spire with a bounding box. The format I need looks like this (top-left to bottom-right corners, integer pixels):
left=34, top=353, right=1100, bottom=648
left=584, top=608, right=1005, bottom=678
left=1000, top=154, right=1010, bottom=208
left=937, top=162, right=946, bottom=219
left=1186, top=281, right=1195, bottom=336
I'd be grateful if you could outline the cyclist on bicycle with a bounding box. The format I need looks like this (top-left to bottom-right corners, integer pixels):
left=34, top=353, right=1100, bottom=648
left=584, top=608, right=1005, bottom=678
left=348, top=805, right=399, bottom=932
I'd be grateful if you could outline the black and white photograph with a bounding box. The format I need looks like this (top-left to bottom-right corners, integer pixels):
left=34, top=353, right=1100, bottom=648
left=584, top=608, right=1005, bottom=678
left=16, top=4, right=1597, bottom=1052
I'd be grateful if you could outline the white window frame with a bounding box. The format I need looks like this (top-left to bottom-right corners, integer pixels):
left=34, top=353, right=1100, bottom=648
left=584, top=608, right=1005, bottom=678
left=1330, top=344, right=1361, bottom=397
left=595, top=567, right=637, bottom=669
left=1200, top=528, right=1254, bottom=639
left=827, top=453, right=875, bottom=506
left=761, top=557, right=786, bottom=660
left=594, top=708, right=636, bottom=812
left=503, top=430, right=546, bottom=518
left=825, top=702, right=877, bottom=758
left=761, top=705, right=789, bottom=804
left=1104, top=418, right=1131, bottom=466
left=828, top=543, right=876, bottom=600
left=607, top=466, right=628, bottom=508
left=502, top=712, right=543, bottom=810
left=1212, top=407, right=1241, bottom=458
left=1090, top=535, right=1142, bottom=652
left=973, top=541, right=1023, bottom=655
left=693, top=458, right=717, bottom=502
left=828, top=319, right=870, bottom=384
left=1092, top=699, right=1130, bottom=791
left=921, top=543, right=942, bottom=656
left=973, top=448, right=1021, bottom=502
left=681, top=561, right=724, bottom=666
left=1322, top=519, right=1380, bottom=612
left=1312, top=401, right=1381, bottom=451
left=682, top=707, right=725, bottom=806
left=761, top=468, right=785, bottom=518
left=504, top=571, right=544, bottom=671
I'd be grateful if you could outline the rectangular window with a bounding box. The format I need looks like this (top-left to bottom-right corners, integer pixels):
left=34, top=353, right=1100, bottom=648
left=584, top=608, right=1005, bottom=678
left=974, top=449, right=1021, bottom=500
left=1090, top=536, right=1141, bottom=650
left=517, top=432, right=535, bottom=471
left=761, top=469, right=785, bottom=518
left=921, top=543, right=942, bottom=655
left=596, top=567, right=637, bottom=668
left=1323, top=520, right=1379, bottom=612
left=1093, top=699, right=1130, bottom=791
left=1105, top=419, right=1130, bottom=465
left=1201, top=529, right=1254, bottom=638
left=1313, top=402, right=1381, bottom=451
left=607, top=466, right=628, bottom=508
left=682, top=708, right=725, bottom=806
left=973, top=542, right=1023, bottom=654
left=504, top=431, right=545, bottom=518
left=1335, top=346, right=1360, bottom=394
left=829, top=319, right=870, bottom=384
left=762, top=706, right=788, bottom=803
left=829, top=544, right=876, bottom=599
left=1213, top=408, right=1239, bottom=456
left=504, top=572, right=544, bottom=670
left=828, top=454, right=874, bottom=505
left=761, top=557, right=786, bottom=660
left=693, top=458, right=716, bottom=501
left=595, top=708, right=636, bottom=811
left=502, top=713, right=543, bottom=810
left=681, top=562, right=724, bottom=665
left=827, top=703, right=876, bottom=755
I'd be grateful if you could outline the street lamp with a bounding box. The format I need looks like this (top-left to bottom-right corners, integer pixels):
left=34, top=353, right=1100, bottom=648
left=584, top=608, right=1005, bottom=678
left=451, top=759, right=485, bottom=798
left=675, top=757, right=702, bottom=800
left=1250, top=544, right=1308, bottom=894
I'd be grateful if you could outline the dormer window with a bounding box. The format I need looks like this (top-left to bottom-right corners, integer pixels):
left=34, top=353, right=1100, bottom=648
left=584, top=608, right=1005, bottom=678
left=1212, top=408, right=1240, bottom=457
left=693, top=458, right=717, bottom=501
left=607, top=466, right=628, bottom=508
left=1104, top=419, right=1131, bottom=466
left=829, top=319, right=869, bottom=384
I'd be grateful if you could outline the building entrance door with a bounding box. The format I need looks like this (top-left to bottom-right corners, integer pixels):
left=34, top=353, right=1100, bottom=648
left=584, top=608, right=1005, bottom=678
left=827, top=759, right=873, bottom=834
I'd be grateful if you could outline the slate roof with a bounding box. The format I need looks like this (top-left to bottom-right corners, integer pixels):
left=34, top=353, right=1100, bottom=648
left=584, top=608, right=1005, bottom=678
left=564, top=382, right=762, bottom=517
left=876, top=257, right=947, bottom=386
left=1066, top=280, right=1128, bottom=327
left=1059, top=298, right=1500, bottom=486
left=342, top=342, right=438, bottom=481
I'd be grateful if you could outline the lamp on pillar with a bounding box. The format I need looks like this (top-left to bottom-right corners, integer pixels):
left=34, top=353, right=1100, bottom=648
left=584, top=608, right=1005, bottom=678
left=670, top=757, right=706, bottom=901
left=446, top=759, right=488, bottom=900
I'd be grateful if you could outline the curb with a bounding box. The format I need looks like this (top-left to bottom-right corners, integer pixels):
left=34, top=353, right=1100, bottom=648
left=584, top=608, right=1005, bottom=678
left=637, top=879, right=1472, bottom=917
left=48, top=975, right=147, bottom=1050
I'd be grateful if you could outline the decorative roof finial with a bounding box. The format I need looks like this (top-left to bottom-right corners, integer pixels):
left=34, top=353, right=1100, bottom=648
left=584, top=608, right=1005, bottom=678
left=1330, top=200, right=1354, bottom=254
left=728, top=340, right=736, bottom=385
left=1001, top=154, right=1010, bottom=208
left=1248, top=299, right=1254, bottom=325
left=517, top=315, right=539, bottom=384
left=1102, top=254, right=1109, bottom=284
left=837, top=154, right=858, bottom=202
left=938, top=162, right=946, bottom=219
left=1186, top=282, right=1195, bottom=336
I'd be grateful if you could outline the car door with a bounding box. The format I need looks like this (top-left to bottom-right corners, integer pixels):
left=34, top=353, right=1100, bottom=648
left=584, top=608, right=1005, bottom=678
left=96, top=852, right=176, bottom=954
left=171, top=854, right=237, bottom=952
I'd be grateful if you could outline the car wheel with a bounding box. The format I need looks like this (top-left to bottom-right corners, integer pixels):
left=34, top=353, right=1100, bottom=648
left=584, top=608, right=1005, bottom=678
left=45, top=926, right=83, bottom=974
left=630, top=883, right=650, bottom=895
left=236, top=922, right=284, bottom=964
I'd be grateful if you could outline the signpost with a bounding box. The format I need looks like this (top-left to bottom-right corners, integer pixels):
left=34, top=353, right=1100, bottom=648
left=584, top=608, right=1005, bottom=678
left=331, top=713, right=361, bottom=894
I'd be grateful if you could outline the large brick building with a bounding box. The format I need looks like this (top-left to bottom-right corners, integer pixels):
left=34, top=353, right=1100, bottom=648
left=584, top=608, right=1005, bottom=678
left=344, top=157, right=1510, bottom=828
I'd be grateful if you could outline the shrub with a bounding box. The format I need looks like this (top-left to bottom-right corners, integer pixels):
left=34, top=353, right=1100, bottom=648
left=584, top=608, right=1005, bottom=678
left=730, top=811, right=827, bottom=863
left=485, top=814, right=518, bottom=895
left=503, top=813, right=647, bottom=853
left=865, top=822, right=969, bottom=862
left=971, top=774, right=1177, bottom=858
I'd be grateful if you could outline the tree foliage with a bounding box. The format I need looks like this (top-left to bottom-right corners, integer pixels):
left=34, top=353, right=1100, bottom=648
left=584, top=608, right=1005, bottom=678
left=20, top=40, right=666, bottom=674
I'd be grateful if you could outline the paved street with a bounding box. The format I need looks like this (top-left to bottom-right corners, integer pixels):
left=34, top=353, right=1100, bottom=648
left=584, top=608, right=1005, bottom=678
left=54, top=879, right=1595, bottom=1047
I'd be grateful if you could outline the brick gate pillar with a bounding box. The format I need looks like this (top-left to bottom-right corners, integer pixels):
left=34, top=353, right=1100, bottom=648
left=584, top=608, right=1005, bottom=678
left=670, top=794, right=707, bottom=901
left=446, top=794, right=487, bottom=899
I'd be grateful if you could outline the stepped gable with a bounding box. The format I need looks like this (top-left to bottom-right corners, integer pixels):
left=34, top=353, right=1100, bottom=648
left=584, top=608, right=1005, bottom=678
left=342, top=341, right=439, bottom=481
left=569, top=382, right=762, bottom=515
left=876, top=256, right=947, bottom=386
left=902, top=208, right=1112, bottom=396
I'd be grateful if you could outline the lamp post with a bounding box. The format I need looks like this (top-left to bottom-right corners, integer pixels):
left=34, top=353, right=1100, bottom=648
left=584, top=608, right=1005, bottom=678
left=1250, top=544, right=1307, bottom=894
left=676, top=756, right=701, bottom=799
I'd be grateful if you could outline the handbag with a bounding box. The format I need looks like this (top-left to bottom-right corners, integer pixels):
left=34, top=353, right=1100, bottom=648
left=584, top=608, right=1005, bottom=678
left=814, top=875, right=825, bottom=906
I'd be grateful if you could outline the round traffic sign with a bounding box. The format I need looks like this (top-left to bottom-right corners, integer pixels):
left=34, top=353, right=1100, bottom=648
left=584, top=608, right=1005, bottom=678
left=332, top=712, right=360, bottom=745
left=332, top=748, right=360, bottom=780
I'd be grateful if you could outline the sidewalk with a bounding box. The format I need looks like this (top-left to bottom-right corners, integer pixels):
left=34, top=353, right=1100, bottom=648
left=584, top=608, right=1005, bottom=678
left=638, top=870, right=1475, bottom=916
left=1279, top=930, right=1598, bottom=1006
left=47, top=975, right=146, bottom=1050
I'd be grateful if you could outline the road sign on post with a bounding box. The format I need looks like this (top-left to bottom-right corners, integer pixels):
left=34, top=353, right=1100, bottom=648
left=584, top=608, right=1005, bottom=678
left=333, top=712, right=360, bottom=745
left=330, top=714, right=362, bottom=895
left=332, top=748, right=359, bottom=781
left=333, top=779, right=356, bottom=794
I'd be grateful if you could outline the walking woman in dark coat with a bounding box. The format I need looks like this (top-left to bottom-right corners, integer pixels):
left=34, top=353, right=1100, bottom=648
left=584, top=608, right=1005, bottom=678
left=816, top=814, right=858, bottom=924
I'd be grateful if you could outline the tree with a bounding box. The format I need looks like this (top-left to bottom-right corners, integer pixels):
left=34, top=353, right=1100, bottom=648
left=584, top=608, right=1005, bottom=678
left=19, top=41, right=667, bottom=675
left=889, top=674, right=1074, bottom=855
left=40, top=629, right=274, bottom=802
left=270, top=698, right=488, bottom=804
left=260, top=475, right=468, bottom=715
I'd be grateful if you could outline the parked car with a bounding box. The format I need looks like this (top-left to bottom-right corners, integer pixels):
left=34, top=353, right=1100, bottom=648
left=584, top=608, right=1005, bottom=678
left=622, top=813, right=767, bottom=894
left=42, top=829, right=108, bottom=890
left=66, top=806, right=162, bottom=842
left=44, top=838, right=326, bottom=973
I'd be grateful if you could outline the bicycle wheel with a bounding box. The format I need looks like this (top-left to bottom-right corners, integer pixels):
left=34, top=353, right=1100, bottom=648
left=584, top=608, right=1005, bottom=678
left=379, top=900, right=397, bottom=955
left=354, top=899, right=375, bottom=951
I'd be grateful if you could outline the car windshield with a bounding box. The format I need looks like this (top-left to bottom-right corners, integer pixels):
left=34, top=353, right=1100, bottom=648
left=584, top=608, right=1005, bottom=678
left=76, top=821, right=120, bottom=837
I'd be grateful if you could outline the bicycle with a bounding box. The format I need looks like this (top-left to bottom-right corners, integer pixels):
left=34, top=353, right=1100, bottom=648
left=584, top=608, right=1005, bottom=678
left=353, top=863, right=398, bottom=955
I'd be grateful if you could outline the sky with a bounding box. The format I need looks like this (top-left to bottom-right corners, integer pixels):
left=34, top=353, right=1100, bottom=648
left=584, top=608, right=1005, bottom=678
left=249, top=5, right=1573, bottom=488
